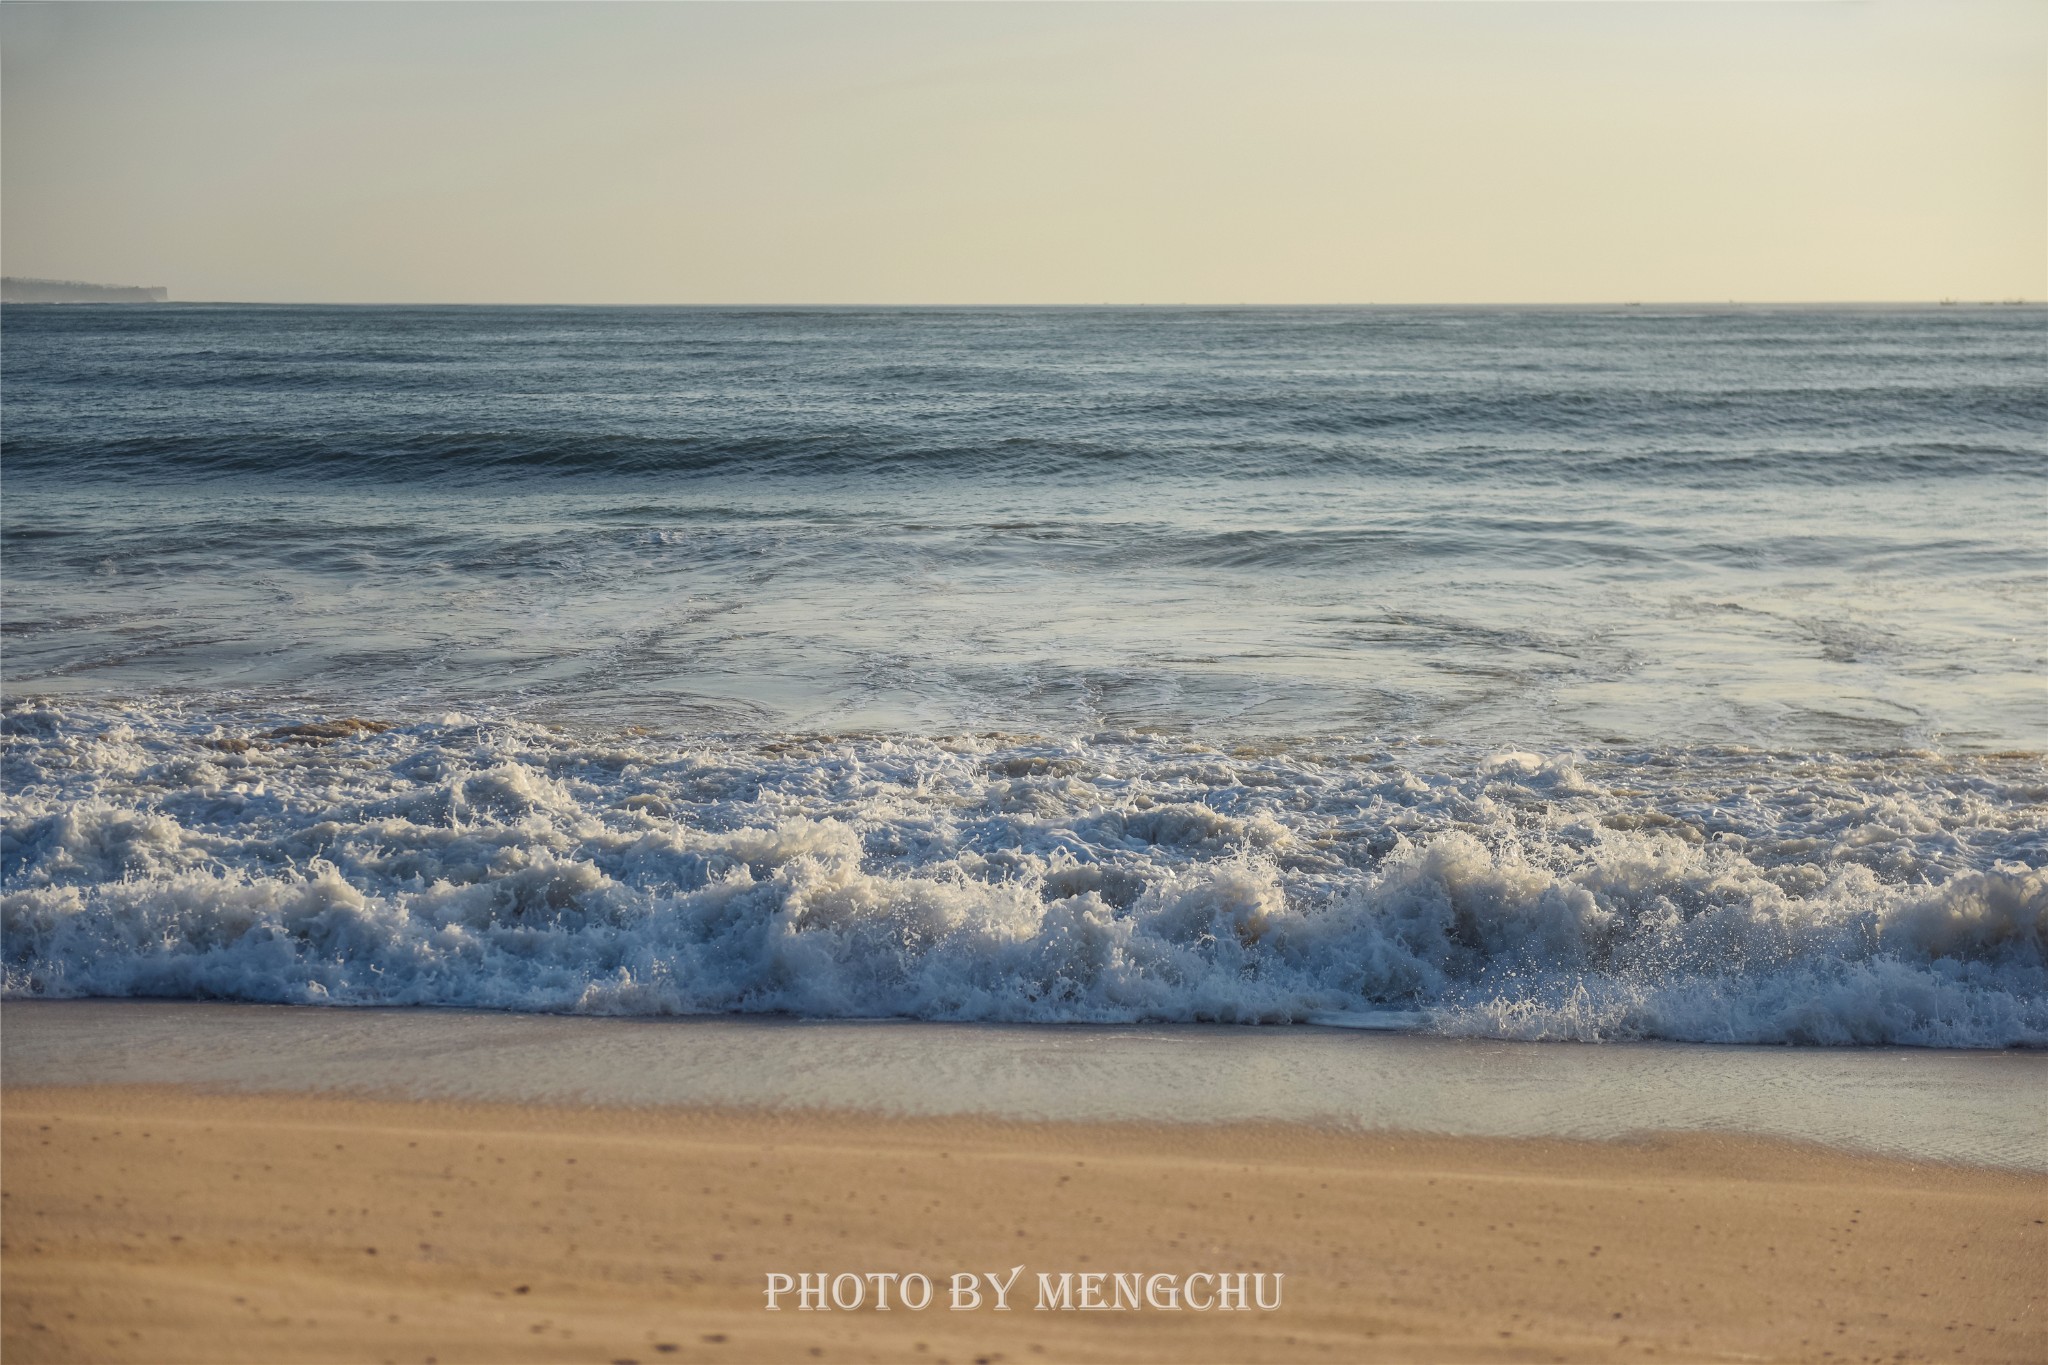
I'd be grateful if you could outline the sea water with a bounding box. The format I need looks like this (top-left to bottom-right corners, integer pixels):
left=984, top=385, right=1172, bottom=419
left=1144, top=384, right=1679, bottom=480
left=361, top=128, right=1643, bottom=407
left=3, top=305, right=2043, bottom=1045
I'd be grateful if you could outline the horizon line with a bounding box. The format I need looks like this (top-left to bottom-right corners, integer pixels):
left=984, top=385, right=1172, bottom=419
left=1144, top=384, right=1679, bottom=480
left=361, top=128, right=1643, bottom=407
left=5, top=297, right=2040, bottom=309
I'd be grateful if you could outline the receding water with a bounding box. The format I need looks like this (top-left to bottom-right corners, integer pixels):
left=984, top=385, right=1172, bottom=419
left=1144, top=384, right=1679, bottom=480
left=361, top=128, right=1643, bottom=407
left=5, top=1002, right=2043, bottom=1169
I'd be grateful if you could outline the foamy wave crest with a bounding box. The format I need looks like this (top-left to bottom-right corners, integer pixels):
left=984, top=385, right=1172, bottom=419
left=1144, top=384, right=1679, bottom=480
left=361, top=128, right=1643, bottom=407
left=4, top=701, right=2043, bottom=1046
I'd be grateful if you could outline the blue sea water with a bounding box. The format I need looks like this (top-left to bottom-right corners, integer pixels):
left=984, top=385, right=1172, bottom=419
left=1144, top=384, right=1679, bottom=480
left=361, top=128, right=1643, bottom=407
left=3, top=304, right=2043, bottom=1043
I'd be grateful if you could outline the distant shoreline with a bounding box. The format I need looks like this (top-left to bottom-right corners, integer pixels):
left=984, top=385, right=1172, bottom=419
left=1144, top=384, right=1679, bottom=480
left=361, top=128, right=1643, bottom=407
left=1, top=277, right=166, bottom=305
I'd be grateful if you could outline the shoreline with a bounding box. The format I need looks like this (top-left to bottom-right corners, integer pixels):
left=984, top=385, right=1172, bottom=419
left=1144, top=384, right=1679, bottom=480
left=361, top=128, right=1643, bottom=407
left=6, top=1083, right=2045, bottom=1364
left=8, top=1001, right=2045, bottom=1171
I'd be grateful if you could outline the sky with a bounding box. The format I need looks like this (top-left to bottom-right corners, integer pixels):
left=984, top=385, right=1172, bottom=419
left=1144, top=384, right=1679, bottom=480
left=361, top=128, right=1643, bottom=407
left=1, top=1, right=2042, bottom=305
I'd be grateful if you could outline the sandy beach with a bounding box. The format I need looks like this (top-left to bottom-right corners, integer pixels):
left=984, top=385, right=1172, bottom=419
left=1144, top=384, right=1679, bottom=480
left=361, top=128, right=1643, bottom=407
left=4, top=1084, right=2042, bottom=1365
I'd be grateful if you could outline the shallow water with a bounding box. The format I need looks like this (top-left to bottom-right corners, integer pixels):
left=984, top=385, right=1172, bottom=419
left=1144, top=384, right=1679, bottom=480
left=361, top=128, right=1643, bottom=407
left=6, top=1001, right=2043, bottom=1170
left=2, top=305, right=2043, bottom=1043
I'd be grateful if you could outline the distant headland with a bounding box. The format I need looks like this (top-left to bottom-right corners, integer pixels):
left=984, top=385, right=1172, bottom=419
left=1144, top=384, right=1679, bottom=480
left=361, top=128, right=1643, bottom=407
left=2, top=276, right=168, bottom=304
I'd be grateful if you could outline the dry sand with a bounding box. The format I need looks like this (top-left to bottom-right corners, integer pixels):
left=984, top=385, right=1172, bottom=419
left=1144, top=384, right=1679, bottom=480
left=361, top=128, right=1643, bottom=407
left=3, top=1085, right=2041, bottom=1364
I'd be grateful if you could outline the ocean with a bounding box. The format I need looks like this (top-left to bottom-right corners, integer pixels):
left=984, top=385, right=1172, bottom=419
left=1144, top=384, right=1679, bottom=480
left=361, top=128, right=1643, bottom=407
left=3, top=304, right=2043, bottom=1046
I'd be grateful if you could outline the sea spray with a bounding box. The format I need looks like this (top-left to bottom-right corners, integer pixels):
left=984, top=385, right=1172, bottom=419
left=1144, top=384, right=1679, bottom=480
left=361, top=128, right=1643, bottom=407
left=5, top=700, right=2042, bottom=1046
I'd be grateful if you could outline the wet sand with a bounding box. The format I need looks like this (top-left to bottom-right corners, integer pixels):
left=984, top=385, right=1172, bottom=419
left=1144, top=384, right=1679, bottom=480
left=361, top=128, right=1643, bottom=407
left=5, top=1084, right=2043, bottom=1365
left=7, top=1003, right=2044, bottom=1169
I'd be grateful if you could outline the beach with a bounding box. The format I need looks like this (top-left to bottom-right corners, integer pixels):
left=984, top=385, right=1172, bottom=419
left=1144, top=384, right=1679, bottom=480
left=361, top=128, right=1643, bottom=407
left=6, top=1084, right=2044, bottom=1365
left=5, top=1003, right=2046, bottom=1364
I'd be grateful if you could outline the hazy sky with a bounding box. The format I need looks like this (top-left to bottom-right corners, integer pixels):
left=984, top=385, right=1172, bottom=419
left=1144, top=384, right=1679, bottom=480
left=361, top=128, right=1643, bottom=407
left=2, top=2, right=2041, bottom=304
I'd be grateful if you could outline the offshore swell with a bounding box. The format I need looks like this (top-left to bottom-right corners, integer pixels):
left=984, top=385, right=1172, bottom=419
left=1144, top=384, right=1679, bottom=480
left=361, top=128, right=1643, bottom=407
left=2, top=305, right=2043, bottom=1044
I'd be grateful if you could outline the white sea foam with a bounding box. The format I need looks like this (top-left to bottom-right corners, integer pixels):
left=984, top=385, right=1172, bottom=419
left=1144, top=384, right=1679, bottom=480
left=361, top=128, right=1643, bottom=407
left=3, top=700, right=2043, bottom=1046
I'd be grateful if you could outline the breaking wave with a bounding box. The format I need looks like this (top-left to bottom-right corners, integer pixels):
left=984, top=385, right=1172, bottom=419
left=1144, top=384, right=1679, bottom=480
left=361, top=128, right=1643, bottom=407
left=4, top=700, right=2042, bottom=1046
